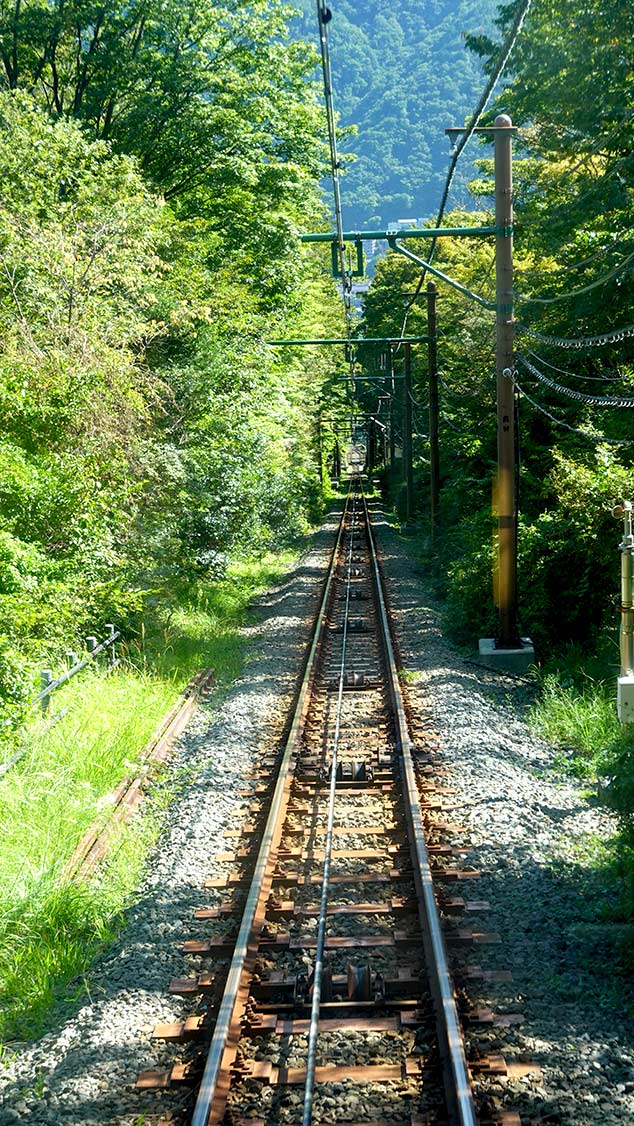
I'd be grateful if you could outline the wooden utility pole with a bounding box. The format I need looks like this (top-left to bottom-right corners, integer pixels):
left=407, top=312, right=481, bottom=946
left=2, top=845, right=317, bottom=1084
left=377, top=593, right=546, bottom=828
left=367, top=419, right=375, bottom=477
left=403, top=342, right=414, bottom=523
left=389, top=347, right=396, bottom=472
left=427, top=282, right=440, bottom=539
left=494, top=114, right=520, bottom=648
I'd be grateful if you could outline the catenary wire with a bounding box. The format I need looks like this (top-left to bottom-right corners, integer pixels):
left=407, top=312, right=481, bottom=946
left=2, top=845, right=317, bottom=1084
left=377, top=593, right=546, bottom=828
left=516, top=249, right=634, bottom=305
left=517, top=321, right=634, bottom=350
left=316, top=0, right=355, bottom=372
left=512, top=373, right=634, bottom=445
left=398, top=0, right=533, bottom=340
left=518, top=355, right=634, bottom=407
left=515, top=236, right=633, bottom=282
left=524, top=348, right=626, bottom=382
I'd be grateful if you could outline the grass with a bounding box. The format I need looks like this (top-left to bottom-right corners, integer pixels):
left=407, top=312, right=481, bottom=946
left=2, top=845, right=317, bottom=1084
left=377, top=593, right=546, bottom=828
left=530, top=671, right=621, bottom=776
left=527, top=634, right=626, bottom=777
left=528, top=636, right=634, bottom=925
left=0, top=550, right=298, bottom=1044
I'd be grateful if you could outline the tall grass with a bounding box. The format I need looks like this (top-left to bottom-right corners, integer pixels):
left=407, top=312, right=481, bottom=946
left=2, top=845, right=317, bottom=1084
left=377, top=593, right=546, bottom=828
left=0, top=551, right=297, bottom=1042
left=530, top=672, right=621, bottom=775
left=529, top=639, right=634, bottom=925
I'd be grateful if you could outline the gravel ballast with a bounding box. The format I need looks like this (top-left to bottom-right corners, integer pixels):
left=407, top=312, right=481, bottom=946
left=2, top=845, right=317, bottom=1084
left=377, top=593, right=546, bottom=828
left=1, top=501, right=632, bottom=1126
left=372, top=503, right=634, bottom=1125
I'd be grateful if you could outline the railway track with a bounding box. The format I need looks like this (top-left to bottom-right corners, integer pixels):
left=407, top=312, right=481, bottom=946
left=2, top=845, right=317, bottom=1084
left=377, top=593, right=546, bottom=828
left=140, top=484, right=524, bottom=1126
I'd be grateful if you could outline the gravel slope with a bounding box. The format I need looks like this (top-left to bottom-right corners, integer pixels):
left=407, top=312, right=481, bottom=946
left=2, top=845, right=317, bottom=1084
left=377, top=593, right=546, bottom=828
left=1, top=501, right=633, bottom=1126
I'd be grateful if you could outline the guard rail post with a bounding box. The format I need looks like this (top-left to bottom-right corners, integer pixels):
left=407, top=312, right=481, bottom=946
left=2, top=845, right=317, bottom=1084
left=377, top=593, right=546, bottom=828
left=614, top=502, right=634, bottom=722
left=40, top=670, right=53, bottom=716
left=105, top=624, right=118, bottom=670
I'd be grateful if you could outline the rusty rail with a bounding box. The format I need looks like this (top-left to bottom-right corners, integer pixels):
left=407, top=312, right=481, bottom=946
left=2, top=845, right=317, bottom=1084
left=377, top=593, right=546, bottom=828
left=190, top=497, right=351, bottom=1126
left=66, top=667, right=216, bottom=879
left=364, top=493, right=476, bottom=1125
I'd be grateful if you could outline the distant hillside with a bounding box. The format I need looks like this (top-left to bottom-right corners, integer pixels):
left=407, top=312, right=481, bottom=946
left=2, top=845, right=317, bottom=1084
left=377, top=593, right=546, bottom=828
left=292, top=0, right=499, bottom=228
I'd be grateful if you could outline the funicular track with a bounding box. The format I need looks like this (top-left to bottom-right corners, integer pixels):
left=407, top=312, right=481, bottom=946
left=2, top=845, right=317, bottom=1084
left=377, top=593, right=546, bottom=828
left=140, top=484, right=518, bottom=1126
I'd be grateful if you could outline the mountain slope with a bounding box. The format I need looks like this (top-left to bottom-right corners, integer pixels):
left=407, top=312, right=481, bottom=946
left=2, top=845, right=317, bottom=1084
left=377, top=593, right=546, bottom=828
left=292, top=0, right=499, bottom=227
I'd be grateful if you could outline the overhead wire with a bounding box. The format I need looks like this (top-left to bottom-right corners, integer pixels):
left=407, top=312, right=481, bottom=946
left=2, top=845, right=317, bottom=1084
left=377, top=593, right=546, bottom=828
left=524, top=348, right=626, bottom=382
left=515, top=235, right=632, bottom=281
left=398, top=0, right=534, bottom=340
left=437, top=359, right=498, bottom=403
left=517, top=321, right=634, bottom=350
left=549, top=108, right=634, bottom=176
left=516, top=248, right=634, bottom=305
left=522, top=112, right=634, bottom=228
left=316, top=0, right=356, bottom=377
left=517, top=355, right=634, bottom=407
left=440, top=411, right=462, bottom=433
left=512, top=373, right=634, bottom=445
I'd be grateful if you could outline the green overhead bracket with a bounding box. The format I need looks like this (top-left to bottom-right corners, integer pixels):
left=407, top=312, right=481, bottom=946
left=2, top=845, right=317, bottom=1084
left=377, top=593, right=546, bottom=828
left=387, top=236, right=497, bottom=312
left=301, top=224, right=506, bottom=244
left=331, top=238, right=364, bottom=279
left=301, top=224, right=512, bottom=282
left=266, top=335, right=430, bottom=346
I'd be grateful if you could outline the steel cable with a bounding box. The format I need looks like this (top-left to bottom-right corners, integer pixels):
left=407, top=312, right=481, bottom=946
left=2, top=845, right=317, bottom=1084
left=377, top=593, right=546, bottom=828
left=524, top=348, right=626, bottom=382
left=516, top=249, right=634, bottom=305
left=518, top=355, right=634, bottom=407
left=512, top=374, right=634, bottom=445
left=517, top=321, right=634, bottom=350
left=316, top=0, right=355, bottom=372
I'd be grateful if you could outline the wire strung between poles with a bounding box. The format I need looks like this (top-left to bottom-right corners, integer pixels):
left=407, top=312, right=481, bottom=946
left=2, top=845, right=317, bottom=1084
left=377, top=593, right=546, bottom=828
left=517, top=355, right=634, bottom=407
left=315, top=0, right=355, bottom=378
left=524, top=347, right=626, bottom=382
left=515, top=249, right=634, bottom=305
left=398, top=0, right=533, bottom=341
left=512, top=372, right=634, bottom=446
left=517, top=321, right=634, bottom=350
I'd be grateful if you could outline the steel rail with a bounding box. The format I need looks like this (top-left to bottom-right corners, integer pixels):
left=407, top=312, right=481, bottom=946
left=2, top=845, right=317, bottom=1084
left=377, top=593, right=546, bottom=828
left=190, top=493, right=352, bottom=1126
left=302, top=487, right=358, bottom=1126
left=364, top=495, right=477, bottom=1126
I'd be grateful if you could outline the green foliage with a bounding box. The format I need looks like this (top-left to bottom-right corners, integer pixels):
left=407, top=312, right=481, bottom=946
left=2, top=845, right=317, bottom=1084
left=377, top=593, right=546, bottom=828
left=0, top=0, right=326, bottom=205
left=442, top=511, right=497, bottom=645
left=530, top=671, right=620, bottom=776
left=0, top=0, right=344, bottom=713
left=515, top=448, right=634, bottom=650
left=0, top=549, right=295, bottom=1040
left=0, top=877, right=124, bottom=1041
left=527, top=647, right=634, bottom=920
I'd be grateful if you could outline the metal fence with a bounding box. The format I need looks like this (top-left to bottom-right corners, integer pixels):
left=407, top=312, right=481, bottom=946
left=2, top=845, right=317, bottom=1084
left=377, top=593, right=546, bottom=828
left=0, top=625, right=121, bottom=779
left=38, top=624, right=120, bottom=716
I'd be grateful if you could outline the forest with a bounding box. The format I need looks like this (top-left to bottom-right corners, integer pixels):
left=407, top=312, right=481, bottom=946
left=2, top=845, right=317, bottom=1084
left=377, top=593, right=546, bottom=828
left=357, top=0, right=634, bottom=892
left=0, top=0, right=349, bottom=721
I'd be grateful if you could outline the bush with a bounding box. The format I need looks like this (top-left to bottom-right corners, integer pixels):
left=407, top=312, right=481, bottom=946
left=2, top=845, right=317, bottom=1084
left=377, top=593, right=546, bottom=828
left=442, top=508, right=497, bottom=645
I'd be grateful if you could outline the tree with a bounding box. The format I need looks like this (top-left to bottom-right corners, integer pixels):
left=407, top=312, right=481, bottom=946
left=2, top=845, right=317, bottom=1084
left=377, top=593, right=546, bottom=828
left=0, top=0, right=325, bottom=201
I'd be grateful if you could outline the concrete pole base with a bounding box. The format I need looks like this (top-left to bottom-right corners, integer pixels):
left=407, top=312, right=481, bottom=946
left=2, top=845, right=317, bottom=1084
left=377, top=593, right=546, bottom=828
left=477, top=637, right=536, bottom=676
